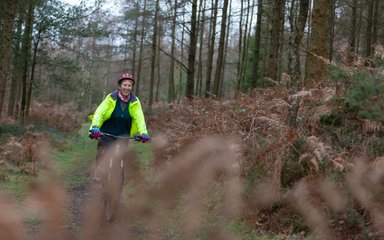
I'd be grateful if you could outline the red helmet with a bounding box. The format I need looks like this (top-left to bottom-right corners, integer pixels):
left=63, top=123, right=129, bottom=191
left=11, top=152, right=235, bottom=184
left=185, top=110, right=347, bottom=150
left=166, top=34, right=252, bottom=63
left=118, top=73, right=135, bottom=85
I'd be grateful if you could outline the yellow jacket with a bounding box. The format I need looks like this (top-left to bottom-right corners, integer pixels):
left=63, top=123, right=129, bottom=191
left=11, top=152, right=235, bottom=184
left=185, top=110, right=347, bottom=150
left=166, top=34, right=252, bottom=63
left=89, top=91, right=148, bottom=136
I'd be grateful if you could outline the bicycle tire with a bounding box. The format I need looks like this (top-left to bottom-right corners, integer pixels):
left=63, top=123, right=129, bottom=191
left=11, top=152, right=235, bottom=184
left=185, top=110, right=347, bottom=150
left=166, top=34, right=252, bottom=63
left=102, top=156, right=124, bottom=222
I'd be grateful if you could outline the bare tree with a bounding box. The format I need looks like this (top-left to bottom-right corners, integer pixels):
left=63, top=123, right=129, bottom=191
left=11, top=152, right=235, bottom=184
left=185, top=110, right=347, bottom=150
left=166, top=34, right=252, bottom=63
left=204, top=0, right=218, bottom=98
left=236, top=0, right=244, bottom=92
left=149, top=0, right=160, bottom=110
left=168, top=0, right=177, bottom=102
left=8, top=10, right=23, bottom=118
left=186, top=0, right=198, bottom=99
left=251, top=0, right=264, bottom=91
left=372, top=0, right=379, bottom=56
left=306, top=0, right=330, bottom=88
left=220, top=0, right=232, bottom=97
left=288, top=0, right=309, bottom=89
left=136, top=0, right=147, bottom=97
left=365, top=0, right=375, bottom=65
left=196, top=0, right=206, bottom=97
left=212, top=0, right=229, bottom=98
left=20, top=0, right=35, bottom=123
left=328, top=0, right=336, bottom=62
left=347, top=0, right=357, bottom=65
left=266, top=0, right=285, bottom=82
left=0, top=0, right=18, bottom=118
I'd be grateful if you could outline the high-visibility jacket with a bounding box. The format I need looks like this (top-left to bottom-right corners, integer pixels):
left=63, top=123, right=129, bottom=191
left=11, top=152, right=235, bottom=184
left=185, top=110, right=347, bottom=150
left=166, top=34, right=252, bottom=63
left=89, top=91, right=148, bottom=136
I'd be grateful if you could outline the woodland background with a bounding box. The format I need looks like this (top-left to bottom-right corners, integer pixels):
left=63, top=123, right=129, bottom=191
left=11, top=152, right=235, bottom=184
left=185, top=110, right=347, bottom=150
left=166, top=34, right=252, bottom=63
left=1, top=0, right=384, bottom=239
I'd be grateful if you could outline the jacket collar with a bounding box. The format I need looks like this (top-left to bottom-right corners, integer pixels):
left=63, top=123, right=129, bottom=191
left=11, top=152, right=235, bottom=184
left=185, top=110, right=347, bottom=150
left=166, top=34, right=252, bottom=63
left=110, top=90, right=137, bottom=103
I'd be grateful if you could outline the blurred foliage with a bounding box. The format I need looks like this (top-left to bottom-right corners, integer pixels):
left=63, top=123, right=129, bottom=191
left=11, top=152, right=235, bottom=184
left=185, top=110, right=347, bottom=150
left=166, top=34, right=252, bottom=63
left=344, top=71, right=384, bottom=122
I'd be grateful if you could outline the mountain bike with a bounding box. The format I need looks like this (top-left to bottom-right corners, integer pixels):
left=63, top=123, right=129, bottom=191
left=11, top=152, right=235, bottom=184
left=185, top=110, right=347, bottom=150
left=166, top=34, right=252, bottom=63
left=93, top=132, right=141, bottom=222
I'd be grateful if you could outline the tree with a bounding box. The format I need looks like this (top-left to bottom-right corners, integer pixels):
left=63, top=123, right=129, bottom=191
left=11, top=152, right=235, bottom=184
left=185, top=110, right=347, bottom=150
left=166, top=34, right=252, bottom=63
left=195, top=0, right=206, bottom=97
left=288, top=0, right=309, bottom=89
left=20, top=0, right=35, bottom=123
left=204, top=0, right=218, bottom=98
left=8, top=9, right=23, bottom=118
left=168, top=0, right=177, bottom=102
left=306, top=0, right=330, bottom=87
left=365, top=0, right=375, bottom=65
left=236, top=0, right=253, bottom=93
left=149, top=0, right=160, bottom=110
left=186, top=0, right=198, bottom=99
left=251, top=0, right=264, bottom=90
left=266, top=0, right=285, bottom=83
left=0, top=0, right=18, bottom=117
left=136, top=0, right=147, bottom=97
left=347, top=0, right=357, bottom=65
left=212, top=0, right=229, bottom=98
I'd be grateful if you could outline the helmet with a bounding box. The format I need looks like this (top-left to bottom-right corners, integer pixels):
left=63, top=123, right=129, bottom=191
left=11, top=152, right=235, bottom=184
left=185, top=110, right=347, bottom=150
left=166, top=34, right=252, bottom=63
left=118, top=73, right=135, bottom=85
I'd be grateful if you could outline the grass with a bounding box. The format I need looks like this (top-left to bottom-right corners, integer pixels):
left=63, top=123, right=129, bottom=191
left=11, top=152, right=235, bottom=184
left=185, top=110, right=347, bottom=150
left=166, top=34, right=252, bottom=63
left=0, top=173, right=37, bottom=201
left=54, top=128, right=96, bottom=188
left=0, top=124, right=96, bottom=199
left=129, top=140, right=153, bottom=168
left=230, top=219, right=299, bottom=240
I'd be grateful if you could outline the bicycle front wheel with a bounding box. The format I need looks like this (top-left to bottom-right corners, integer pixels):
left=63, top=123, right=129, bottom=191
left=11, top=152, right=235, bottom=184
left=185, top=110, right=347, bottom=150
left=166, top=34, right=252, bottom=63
left=103, top=158, right=124, bottom=222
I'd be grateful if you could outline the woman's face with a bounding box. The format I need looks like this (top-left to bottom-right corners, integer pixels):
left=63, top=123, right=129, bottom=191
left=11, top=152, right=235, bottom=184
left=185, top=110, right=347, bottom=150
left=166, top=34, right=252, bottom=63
left=119, top=79, right=133, bottom=97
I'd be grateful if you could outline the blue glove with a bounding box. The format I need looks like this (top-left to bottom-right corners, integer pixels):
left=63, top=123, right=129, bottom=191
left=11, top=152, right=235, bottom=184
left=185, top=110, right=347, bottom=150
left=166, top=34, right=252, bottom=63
left=139, top=133, right=150, bottom=143
left=89, top=126, right=101, bottom=139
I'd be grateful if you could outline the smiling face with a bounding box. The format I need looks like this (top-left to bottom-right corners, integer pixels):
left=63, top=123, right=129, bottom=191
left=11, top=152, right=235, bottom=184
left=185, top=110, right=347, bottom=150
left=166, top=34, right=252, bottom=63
left=118, top=79, right=134, bottom=97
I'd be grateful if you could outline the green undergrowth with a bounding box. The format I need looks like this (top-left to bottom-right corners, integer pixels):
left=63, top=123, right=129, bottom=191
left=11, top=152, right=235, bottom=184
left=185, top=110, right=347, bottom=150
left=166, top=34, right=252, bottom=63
left=0, top=122, right=154, bottom=199
left=230, top=219, right=305, bottom=240
left=0, top=124, right=95, bottom=200
left=54, top=125, right=96, bottom=188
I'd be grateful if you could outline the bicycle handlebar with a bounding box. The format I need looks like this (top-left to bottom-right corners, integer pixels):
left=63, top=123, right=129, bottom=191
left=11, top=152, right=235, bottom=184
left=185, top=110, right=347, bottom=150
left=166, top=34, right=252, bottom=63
left=100, top=132, right=141, bottom=141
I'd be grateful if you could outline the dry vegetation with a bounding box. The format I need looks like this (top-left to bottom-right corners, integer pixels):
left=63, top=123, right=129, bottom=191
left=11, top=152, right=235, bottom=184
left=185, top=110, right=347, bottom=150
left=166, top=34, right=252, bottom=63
left=1, top=81, right=384, bottom=239
left=28, top=101, right=81, bottom=133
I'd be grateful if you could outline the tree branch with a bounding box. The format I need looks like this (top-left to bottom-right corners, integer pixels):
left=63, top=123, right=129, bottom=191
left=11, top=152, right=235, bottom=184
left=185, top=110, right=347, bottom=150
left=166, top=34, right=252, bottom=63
left=158, top=46, right=188, bottom=73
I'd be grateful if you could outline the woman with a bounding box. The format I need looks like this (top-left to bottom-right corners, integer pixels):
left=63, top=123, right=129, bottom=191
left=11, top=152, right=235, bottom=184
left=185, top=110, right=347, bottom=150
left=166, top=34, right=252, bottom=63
left=88, top=73, right=150, bottom=180
left=88, top=73, right=150, bottom=142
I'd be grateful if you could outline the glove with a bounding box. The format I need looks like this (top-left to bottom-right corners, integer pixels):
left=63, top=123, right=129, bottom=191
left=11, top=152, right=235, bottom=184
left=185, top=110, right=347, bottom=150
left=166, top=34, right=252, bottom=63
left=89, top=126, right=101, bottom=139
left=139, top=133, right=150, bottom=143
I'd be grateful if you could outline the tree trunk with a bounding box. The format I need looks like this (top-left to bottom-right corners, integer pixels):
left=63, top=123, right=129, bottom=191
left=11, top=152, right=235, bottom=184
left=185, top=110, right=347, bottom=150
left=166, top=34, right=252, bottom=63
left=204, top=0, right=218, bottom=98
left=236, top=0, right=244, bottom=92
left=266, top=0, right=285, bottom=82
left=236, top=0, right=253, bottom=93
left=26, top=32, right=41, bottom=118
left=239, top=0, right=254, bottom=90
left=306, top=0, right=330, bottom=88
left=178, top=18, right=186, bottom=101
left=168, top=0, right=177, bottom=102
left=149, top=0, right=160, bottom=110
left=251, top=0, right=264, bottom=90
left=136, top=0, right=147, bottom=97
left=20, top=0, right=34, bottom=123
left=365, top=0, right=374, bottom=65
left=0, top=0, right=18, bottom=118
left=220, top=0, right=232, bottom=98
left=291, top=0, right=309, bottom=89
left=347, top=0, right=357, bottom=65
left=372, top=0, right=379, bottom=56
left=196, top=0, right=205, bottom=97
left=156, top=25, right=161, bottom=102
left=186, top=0, right=198, bottom=99
left=328, top=0, right=336, bottom=62
left=8, top=8, right=23, bottom=118
left=212, top=0, right=229, bottom=98
left=131, top=4, right=139, bottom=75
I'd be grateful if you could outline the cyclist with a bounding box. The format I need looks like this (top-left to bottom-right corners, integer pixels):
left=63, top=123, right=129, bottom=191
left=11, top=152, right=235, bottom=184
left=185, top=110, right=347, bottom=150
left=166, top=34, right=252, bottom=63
left=88, top=73, right=150, bottom=180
